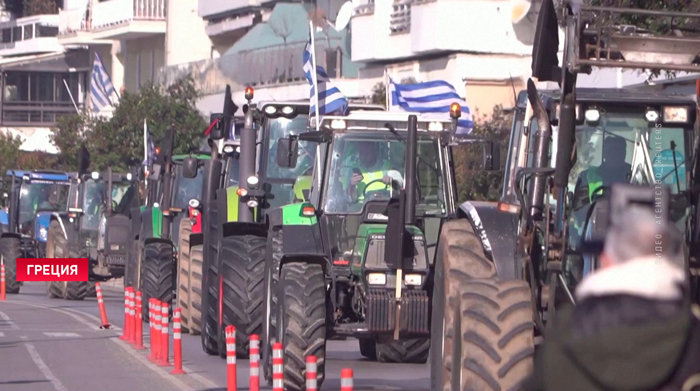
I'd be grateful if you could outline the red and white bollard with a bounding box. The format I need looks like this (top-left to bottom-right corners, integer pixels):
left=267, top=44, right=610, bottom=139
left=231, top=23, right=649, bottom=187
left=306, top=356, right=318, bottom=391
left=272, top=342, right=284, bottom=391
left=147, top=299, right=156, bottom=361
left=170, top=308, right=185, bottom=375
left=95, top=283, right=111, bottom=329
left=226, top=325, right=237, bottom=391
left=133, top=291, right=145, bottom=349
left=119, top=288, right=129, bottom=340
left=249, top=335, right=260, bottom=391
left=159, top=302, right=170, bottom=367
left=128, top=289, right=136, bottom=344
left=1, top=263, right=6, bottom=301
left=341, top=368, right=354, bottom=391
left=151, top=300, right=162, bottom=362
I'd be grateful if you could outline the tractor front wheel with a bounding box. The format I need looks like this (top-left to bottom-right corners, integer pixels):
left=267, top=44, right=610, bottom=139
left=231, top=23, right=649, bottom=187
left=141, top=241, right=174, bottom=322
left=176, top=219, right=193, bottom=333
left=47, top=221, right=87, bottom=300
left=0, top=236, right=20, bottom=294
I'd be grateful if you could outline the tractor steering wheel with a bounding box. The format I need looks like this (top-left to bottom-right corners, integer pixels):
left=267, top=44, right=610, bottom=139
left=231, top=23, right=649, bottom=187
left=362, top=178, right=392, bottom=200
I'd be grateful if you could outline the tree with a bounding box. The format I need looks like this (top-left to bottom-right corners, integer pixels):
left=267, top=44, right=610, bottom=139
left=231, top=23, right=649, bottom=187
left=22, top=0, right=59, bottom=16
left=453, top=105, right=512, bottom=202
left=53, top=76, right=207, bottom=172
left=0, top=132, right=56, bottom=194
left=370, top=82, right=386, bottom=107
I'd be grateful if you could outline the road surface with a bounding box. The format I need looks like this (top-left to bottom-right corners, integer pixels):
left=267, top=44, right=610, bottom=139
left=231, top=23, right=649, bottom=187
left=0, top=282, right=430, bottom=391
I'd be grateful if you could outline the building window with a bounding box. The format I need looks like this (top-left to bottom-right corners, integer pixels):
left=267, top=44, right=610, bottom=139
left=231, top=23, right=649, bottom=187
left=3, top=71, right=86, bottom=125
left=325, top=48, right=341, bottom=79
left=12, top=26, right=22, bottom=41
left=23, top=24, right=33, bottom=40
left=1, top=28, right=10, bottom=43
left=35, top=24, right=58, bottom=38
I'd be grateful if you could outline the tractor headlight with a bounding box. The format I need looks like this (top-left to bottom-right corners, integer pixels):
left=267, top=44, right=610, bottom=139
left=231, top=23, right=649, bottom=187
left=404, top=274, right=422, bottom=286
left=247, top=176, right=259, bottom=187
left=153, top=202, right=160, bottom=208
left=645, top=109, right=659, bottom=122
left=264, top=106, right=277, bottom=115
left=39, top=226, right=47, bottom=241
left=584, top=108, right=600, bottom=122
left=246, top=199, right=259, bottom=208
left=126, top=173, right=132, bottom=181
left=330, top=119, right=346, bottom=130
left=281, top=106, right=295, bottom=115
left=223, top=144, right=235, bottom=154
left=91, top=171, right=99, bottom=180
left=428, top=122, right=444, bottom=132
left=663, top=106, right=688, bottom=123
left=188, top=198, right=200, bottom=208
left=367, top=272, right=386, bottom=285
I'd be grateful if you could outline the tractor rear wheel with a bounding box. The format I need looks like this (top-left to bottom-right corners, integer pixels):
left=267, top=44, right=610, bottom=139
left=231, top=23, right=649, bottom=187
left=45, top=223, right=61, bottom=298
left=376, top=339, right=429, bottom=363
left=125, top=236, right=140, bottom=291
left=0, top=236, right=20, bottom=294
left=277, top=262, right=327, bottom=391
left=87, top=282, right=97, bottom=297
left=358, top=338, right=376, bottom=360
left=141, top=241, right=174, bottom=322
left=176, top=219, right=193, bottom=333
left=47, top=221, right=87, bottom=300
left=219, top=235, right=266, bottom=358
left=188, top=245, right=204, bottom=335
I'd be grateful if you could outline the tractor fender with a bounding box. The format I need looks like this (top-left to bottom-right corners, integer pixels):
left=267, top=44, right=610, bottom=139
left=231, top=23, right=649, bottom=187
left=0, top=232, right=20, bottom=240
left=34, top=212, right=52, bottom=243
left=458, top=201, right=520, bottom=280
left=189, top=233, right=203, bottom=250
left=129, top=207, right=142, bottom=240
left=144, top=237, right=173, bottom=248
left=267, top=207, right=330, bottom=276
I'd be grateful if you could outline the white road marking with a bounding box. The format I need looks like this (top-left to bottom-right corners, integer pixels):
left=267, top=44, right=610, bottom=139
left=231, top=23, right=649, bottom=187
left=0, top=310, right=20, bottom=329
left=43, top=332, right=81, bottom=338
left=25, top=343, right=69, bottom=391
left=10, top=299, right=214, bottom=390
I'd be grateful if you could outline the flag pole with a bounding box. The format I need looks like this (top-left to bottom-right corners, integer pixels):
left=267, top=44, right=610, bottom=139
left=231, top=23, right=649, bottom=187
left=384, top=69, right=390, bottom=111
left=309, top=20, right=320, bottom=132
left=143, top=119, right=148, bottom=190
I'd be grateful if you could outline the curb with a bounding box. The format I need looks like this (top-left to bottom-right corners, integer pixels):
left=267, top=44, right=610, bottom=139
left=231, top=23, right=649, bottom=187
left=100, top=277, right=125, bottom=292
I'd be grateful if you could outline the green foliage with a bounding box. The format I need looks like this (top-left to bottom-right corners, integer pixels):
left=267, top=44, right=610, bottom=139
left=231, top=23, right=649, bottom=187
left=53, top=76, right=207, bottom=172
left=370, top=83, right=386, bottom=107
left=22, top=0, right=59, bottom=16
left=453, top=105, right=512, bottom=202
left=0, top=133, right=57, bottom=194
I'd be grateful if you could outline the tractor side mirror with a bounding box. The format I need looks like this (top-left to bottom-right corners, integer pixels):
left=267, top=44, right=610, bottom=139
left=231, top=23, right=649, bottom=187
left=483, top=141, right=501, bottom=171
left=209, top=113, right=225, bottom=141
left=276, top=138, right=298, bottom=169
left=182, top=157, right=198, bottom=179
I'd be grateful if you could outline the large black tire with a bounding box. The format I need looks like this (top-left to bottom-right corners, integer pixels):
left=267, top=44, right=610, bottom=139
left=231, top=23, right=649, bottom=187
left=277, top=262, right=327, bottom=391
left=201, top=204, right=221, bottom=356
left=125, top=236, right=140, bottom=290
left=358, top=338, right=377, bottom=360
left=189, top=245, right=204, bottom=335
left=141, top=241, right=174, bottom=322
left=455, top=279, right=534, bottom=390
left=45, top=224, right=62, bottom=299
left=376, top=338, right=430, bottom=363
left=176, top=219, right=193, bottom=334
left=219, top=235, right=266, bottom=358
left=46, top=281, right=62, bottom=298
left=430, top=219, right=497, bottom=391
left=46, top=221, right=87, bottom=300
left=263, top=230, right=284, bottom=385
left=0, top=236, right=20, bottom=294
left=87, top=282, right=97, bottom=298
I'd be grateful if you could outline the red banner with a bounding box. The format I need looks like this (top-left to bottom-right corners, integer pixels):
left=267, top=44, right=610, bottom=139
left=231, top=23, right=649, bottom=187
left=16, top=258, right=89, bottom=282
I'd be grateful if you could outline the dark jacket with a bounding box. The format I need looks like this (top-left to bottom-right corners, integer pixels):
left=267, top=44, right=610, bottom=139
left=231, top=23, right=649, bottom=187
left=523, top=258, right=700, bottom=391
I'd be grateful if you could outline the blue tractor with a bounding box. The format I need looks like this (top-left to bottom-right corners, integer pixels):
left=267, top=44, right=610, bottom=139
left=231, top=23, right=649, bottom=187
left=0, top=170, right=72, bottom=294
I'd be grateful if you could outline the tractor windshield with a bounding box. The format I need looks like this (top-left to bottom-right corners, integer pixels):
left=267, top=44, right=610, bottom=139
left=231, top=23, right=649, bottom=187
left=112, top=182, right=138, bottom=215
left=226, top=156, right=240, bottom=188
left=174, top=165, right=204, bottom=209
left=323, top=131, right=446, bottom=216
left=18, top=181, right=70, bottom=231
left=265, top=116, right=315, bottom=179
left=83, top=180, right=105, bottom=230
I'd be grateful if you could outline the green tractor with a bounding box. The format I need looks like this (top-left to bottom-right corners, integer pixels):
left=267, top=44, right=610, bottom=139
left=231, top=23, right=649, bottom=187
left=261, top=109, right=500, bottom=389
left=126, top=128, right=210, bottom=320
left=187, top=85, right=384, bottom=358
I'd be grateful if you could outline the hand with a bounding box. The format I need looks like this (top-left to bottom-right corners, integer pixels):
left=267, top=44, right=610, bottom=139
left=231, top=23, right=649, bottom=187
left=382, top=175, right=392, bottom=184
left=350, top=173, right=363, bottom=186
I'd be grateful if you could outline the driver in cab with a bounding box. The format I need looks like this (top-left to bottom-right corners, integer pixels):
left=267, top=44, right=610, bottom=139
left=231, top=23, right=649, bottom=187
left=576, top=136, right=631, bottom=204
left=346, top=141, right=404, bottom=204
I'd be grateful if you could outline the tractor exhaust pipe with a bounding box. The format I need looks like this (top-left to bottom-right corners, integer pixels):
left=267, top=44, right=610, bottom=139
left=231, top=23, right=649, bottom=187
left=160, top=128, right=175, bottom=238
left=526, top=80, right=551, bottom=221
left=107, top=167, right=113, bottom=217
left=237, top=87, right=256, bottom=223
left=404, top=115, right=418, bottom=225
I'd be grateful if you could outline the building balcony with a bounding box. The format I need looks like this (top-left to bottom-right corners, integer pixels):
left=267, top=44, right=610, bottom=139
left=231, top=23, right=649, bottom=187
left=351, top=0, right=540, bottom=63
left=0, top=15, right=64, bottom=57
left=199, top=0, right=262, bottom=21
left=59, top=0, right=166, bottom=44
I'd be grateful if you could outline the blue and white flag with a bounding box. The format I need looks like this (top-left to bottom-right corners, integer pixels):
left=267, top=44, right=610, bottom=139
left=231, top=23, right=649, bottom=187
left=389, top=78, right=474, bottom=134
left=303, top=32, right=348, bottom=116
left=91, top=52, right=117, bottom=112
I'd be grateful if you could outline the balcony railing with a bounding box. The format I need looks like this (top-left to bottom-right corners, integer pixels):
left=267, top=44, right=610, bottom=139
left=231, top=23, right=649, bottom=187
left=159, top=41, right=342, bottom=95
left=354, top=0, right=375, bottom=16
left=2, top=101, right=79, bottom=126
left=59, top=8, right=89, bottom=35
left=92, top=0, right=166, bottom=31
left=390, top=0, right=412, bottom=34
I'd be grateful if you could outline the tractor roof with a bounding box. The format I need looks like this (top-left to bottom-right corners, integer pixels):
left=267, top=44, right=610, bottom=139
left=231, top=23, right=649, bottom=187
left=516, top=88, right=695, bottom=109
left=319, top=111, right=454, bottom=133
left=172, top=154, right=211, bottom=161
left=81, top=172, right=134, bottom=183
left=258, top=101, right=385, bottom=113
left=6, top=170, right=70, bottom=181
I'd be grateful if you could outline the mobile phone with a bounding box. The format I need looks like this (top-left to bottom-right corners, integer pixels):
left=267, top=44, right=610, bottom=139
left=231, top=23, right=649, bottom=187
left=352, top=168, right=364, bottom=180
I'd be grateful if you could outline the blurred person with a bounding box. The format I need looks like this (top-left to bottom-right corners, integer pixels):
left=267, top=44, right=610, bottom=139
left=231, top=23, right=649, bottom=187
left=347, top=141, right=403, bottom=203
left=523, top=207, right=700, bottom=391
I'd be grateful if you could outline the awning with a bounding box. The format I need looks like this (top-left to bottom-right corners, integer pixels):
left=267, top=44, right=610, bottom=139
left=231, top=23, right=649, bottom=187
left=0, top=49, right=90, bottom=73
left=2, top=127, right=59, bottom=154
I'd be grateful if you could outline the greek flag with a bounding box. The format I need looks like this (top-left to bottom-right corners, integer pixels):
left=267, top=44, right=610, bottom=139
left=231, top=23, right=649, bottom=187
left=91, top=52, right=116, bottom=112
left=302, top=32, right=348, bottom=116
left=143, top=123, right=155, bottom=168
left=389, top=78, right=474, bottom=134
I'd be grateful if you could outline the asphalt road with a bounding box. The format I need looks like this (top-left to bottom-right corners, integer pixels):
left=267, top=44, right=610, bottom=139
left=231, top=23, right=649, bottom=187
left=0, top=282, right=430, bottom=391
